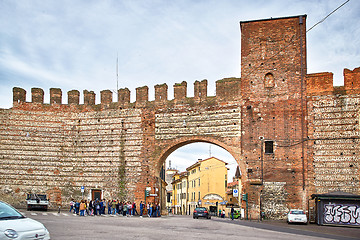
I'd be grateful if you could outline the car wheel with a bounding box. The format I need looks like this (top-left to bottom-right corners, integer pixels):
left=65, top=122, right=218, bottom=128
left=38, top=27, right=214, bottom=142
left=193, top=216, right=195, bottom=219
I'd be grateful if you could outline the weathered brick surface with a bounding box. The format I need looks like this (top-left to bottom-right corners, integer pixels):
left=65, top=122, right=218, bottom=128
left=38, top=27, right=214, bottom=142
left=0, top=16, right=358, bottom=220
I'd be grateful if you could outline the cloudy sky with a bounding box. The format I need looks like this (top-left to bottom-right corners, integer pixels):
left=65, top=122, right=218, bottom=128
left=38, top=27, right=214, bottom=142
left=1, top=0, right=359, bottom=180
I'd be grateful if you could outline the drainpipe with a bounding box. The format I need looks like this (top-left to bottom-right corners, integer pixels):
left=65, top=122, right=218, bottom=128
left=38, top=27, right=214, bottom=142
left=299, top=15, right=305, bottom=190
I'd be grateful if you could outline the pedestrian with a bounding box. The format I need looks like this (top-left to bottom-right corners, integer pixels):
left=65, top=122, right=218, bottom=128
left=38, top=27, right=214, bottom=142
left=149, top=203, right=153, bottom=217
left=89, top=200, right=93, bottom=216
left=128, top=201, right=131, bottom=216
left=221, top=210, right=225, bottom=218
left=69, top=199, right=75, bottom=213
left=75, top=200, right=80, bottom=215
left=112, top=200, right=116, bottom=215
left=108, top=200, right=112, bottom=214
left=132, top=202, right=138, bottom=216
left=231, top=206, right=234, bottom=220
left=99, top=200, right=104, bottom=215
left=79, top=200, right=86, bottom=216
left=147, top=202, right=150, bottom=217
left=123, top=202, right=128, bottom=217
left=85, top=200, right=89, bottom=216
left=156, top=203, right=161, bottom=217
left=116, top=200, right=120, bottom=215
left=139, top=201, right=144, bottom=218
left=96, top=200, right=101, bottom=215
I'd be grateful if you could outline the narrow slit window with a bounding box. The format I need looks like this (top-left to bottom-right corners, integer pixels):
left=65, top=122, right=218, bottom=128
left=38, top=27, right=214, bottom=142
left=265, top=140, right=274, bottom=154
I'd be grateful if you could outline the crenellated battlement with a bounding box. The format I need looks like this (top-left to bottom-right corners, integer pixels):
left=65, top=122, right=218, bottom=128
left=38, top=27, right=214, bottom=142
left=306, top=67, right=360, bottom=95
left=12, top=78, right=241, bottom=110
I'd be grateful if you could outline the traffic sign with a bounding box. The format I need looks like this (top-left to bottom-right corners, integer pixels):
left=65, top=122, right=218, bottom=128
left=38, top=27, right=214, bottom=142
left=233, top=189, right=238, bottom=197
left=81, top=186, right=84, bottom=193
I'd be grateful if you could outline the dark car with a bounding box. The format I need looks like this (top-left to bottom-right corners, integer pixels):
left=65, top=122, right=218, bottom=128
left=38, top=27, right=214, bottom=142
left=193, top=207, right=211, bottom=219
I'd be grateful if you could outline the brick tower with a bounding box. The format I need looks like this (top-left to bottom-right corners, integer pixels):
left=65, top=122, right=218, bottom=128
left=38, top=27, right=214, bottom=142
left=240, top=15, right=308, bottom=219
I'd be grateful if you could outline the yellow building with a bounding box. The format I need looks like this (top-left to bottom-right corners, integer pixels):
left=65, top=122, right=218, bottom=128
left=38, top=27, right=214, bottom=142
left=186, top=157, right=228, bottom=214
left=171, top=171, right=188, bottom=215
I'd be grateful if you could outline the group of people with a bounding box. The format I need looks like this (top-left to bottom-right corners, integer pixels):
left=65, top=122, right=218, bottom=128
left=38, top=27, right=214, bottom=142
left=69, top=199, right=161, bottom=217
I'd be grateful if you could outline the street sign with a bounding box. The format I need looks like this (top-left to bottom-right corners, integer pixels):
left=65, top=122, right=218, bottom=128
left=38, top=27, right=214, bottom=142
left=233, top=189, right=239, bottom=197
left=81, top=186, right=84, bottom=193
left=146, top=187, right=151, bottom=191
left=149, top=194, right=157, bottom=197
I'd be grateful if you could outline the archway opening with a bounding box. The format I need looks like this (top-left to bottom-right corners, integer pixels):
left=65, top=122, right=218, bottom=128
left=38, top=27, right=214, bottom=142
left=162, top=142, right=241, bottom=216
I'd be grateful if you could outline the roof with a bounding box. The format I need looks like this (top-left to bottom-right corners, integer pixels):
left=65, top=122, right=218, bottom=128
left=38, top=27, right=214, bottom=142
left=227, top=181, right=238, bottom=188
left=235, top=166, right=241, bottom=178
left=240, top=15, right=307, bottom=24
left=311, top=191, right=360, bottom=200
left=186, top=157, right=228, bottom=171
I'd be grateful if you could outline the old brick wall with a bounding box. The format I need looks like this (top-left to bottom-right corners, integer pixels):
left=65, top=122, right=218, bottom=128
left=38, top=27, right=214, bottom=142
left=307, top=69, right=360, bottom=195
left=0, top=96, right=145, bottom=207
left=0, top=16, right=358, bottom=221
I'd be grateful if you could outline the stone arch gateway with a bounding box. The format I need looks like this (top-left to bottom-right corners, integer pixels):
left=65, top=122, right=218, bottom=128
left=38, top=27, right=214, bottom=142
left=0, top=15, right=359, bottom=220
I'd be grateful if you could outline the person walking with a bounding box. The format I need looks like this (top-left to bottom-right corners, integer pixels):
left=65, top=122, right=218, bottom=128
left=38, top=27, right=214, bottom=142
left=132, top=202, right=138, bottom=216
left=75, top=200, right=80, bottom=215
left=139, top=201, right=144, bottom=218
left=107, top=200, right=112, bottom=214
left=147, top=202, right=150, bottom=217
left=79, top=200, right=86, bottom=216
left=149, top=203, right=153, bottom=217
left=69, top=199, right=75, bottom=213
left=112, top=200, right=117, bottom=215
left=156, top=203, right=161, bottom=217
left=88, top=200, right=93, bottom=216
left=84, top=200, right=89, bottom=216
left=123, top=202, right=128, bottom=217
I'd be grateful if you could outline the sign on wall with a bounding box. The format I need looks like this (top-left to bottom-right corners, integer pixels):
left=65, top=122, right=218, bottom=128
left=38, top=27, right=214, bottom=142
left=233, top=189, right=239, bottom=197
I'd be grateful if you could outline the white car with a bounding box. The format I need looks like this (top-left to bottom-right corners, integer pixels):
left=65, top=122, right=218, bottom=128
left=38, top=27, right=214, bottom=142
left=287, top=209, right=308, bottom=224
left=0, top=201, right=50, bottom=240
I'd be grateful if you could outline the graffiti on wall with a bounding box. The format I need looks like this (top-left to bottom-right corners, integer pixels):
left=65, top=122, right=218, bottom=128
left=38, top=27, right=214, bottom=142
left=324, top=204, right=360, bottom=225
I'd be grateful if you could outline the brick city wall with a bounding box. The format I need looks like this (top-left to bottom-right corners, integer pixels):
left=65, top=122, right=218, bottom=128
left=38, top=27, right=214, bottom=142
left=0, top=16, right=359, bottom=219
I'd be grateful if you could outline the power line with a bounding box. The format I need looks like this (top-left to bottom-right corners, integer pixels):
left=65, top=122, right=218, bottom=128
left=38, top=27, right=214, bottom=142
left=307, top=0, right=350, bottom=32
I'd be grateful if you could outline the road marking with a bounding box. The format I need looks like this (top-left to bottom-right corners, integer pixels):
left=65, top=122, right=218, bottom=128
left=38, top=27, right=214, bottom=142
left=30, top=213, right=37, bottom=216
left=42, top=213, right=48, bottom=215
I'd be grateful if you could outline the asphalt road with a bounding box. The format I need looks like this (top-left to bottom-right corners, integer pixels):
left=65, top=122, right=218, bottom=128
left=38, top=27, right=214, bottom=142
left=23, top=211, right=359, bottom=240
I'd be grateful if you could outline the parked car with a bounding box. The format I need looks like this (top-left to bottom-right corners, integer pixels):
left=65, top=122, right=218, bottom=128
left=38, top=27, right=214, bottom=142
left=26, top=193, right=49, bottom=211
left=0, top=201, right=50, bottom=239
left=193, top=207, right=211, bottom=219
left=287, top=209, right=308, bottom=224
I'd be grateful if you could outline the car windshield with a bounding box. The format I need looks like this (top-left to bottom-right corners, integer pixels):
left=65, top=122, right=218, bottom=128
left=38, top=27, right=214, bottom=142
left=195, top=208, right=206, bottom=211
left=0, top=202, right=24, bottom=220
left=27, top=194, right=47, bottom=200
left=290, top=210, right=305, bottom=214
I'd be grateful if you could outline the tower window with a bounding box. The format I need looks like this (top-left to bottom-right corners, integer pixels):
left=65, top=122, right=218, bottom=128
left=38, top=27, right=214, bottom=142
left=265, top=141, right=274, bottom=154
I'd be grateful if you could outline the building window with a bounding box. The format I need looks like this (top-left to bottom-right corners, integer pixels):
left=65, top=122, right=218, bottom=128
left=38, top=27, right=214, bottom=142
left=198, top=192, right=200, bottom=200
left=265, top=140, right=274, bottom=154
left=198, top=179, right=200, bottom=186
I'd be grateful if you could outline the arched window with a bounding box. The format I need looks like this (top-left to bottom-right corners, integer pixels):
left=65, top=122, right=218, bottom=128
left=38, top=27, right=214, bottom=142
left=264, top=73, right=275, bottom=88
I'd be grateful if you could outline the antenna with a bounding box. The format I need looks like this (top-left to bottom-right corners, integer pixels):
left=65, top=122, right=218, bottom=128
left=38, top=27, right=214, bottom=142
left=116, top=52, right=119, bottom=97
